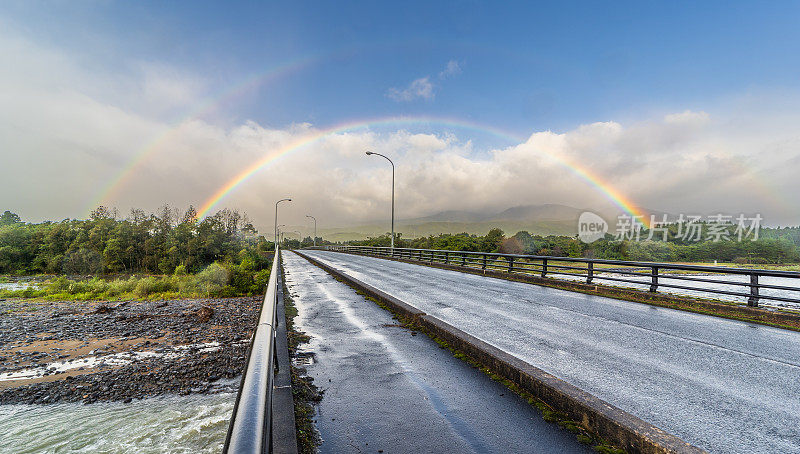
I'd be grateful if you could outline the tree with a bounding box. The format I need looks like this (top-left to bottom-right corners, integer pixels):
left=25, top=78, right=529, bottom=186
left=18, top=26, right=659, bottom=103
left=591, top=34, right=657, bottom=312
left=481, top=228, right=505, bottom=252
left=0, top=211, right=21, bottom=226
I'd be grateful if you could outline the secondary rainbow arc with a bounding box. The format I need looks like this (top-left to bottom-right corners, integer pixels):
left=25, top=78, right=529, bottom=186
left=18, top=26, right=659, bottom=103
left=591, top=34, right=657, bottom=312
left=193, top=116, right=653, bottom=228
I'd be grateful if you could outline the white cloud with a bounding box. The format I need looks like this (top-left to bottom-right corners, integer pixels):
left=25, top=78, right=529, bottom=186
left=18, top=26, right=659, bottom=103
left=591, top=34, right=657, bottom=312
left=387, top=60, right=462, bottom=102
left=1, top=29, right=800, bottom=233
left=664, top=110, right=710, bottom=125
left=387, top=77, right=434, bottom=102
left=137, top=63, right=208, bottom=116
left=439, top=60, right=462, bottom=79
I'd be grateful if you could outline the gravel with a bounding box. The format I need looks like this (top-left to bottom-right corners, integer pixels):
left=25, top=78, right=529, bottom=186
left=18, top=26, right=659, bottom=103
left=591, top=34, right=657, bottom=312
left=0, top=297, right=260, bottom=404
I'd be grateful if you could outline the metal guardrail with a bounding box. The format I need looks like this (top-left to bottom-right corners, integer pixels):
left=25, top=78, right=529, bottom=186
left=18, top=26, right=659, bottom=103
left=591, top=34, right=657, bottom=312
left=223, top=246, right=281, bottom=454
left=321, top=245, right=800, bottom=308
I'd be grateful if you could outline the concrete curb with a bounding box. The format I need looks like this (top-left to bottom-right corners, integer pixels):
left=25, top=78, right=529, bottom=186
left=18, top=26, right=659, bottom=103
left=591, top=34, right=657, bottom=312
left=272, top=253, right=299, bottom=454
left=333, top=250, right=800, bottom=331
left=295, top=250, right=706, bottom=454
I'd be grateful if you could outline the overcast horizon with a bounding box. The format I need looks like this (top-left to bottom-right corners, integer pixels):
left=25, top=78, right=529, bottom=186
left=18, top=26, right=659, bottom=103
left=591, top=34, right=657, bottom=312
left=3, top=2, right=800, bottom=233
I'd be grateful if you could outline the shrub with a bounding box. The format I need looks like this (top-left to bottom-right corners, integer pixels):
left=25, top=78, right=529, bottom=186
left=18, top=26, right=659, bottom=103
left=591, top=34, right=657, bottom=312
left=196, top=263, right=228, bottom=296
left=134, top=276, right=176, bottom=297
left=253, top=268, right=271, bottom=291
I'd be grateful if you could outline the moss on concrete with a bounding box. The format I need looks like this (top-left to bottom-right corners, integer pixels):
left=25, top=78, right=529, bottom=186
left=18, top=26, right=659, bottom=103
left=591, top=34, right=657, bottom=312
left=282, top=277, right=322, bottom=453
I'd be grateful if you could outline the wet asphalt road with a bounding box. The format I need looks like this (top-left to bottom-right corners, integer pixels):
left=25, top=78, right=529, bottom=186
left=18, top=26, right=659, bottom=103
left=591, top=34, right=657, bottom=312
left=282, top=252, right=591, bottom=454
left=301, top=250, right=800, bottom=454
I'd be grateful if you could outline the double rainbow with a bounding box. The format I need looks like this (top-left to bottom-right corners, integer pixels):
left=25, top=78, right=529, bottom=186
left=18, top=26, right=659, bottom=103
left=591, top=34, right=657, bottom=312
left=191, top=116, right=652, bottom=226
left=87, top=55, right=319, bottom=212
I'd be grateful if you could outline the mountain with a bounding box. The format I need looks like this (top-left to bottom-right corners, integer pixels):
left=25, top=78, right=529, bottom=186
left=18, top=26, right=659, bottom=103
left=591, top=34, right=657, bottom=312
left=405, top=210, right=486, bottom=223
left=491, top=204, right=586, bottom=222
left=283, top=204, right=676, bottom=242
left=405, top=204, right=585, bottom=224
left=316, top=204, right=592, bottom=241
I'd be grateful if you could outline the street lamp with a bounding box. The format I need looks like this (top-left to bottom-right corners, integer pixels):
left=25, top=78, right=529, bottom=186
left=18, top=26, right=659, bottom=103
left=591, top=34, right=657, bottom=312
left=305, top=215, right=317, bottom=247
left=366, top=151, right=395, bottom=250
left=274, top=198, right=291, bottom=244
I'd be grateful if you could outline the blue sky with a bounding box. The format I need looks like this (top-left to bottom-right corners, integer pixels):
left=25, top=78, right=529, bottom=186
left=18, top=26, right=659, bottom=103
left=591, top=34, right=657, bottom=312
left=5, top=1, right=800, bottom=136
left=2, top=1, right=800, bottom=227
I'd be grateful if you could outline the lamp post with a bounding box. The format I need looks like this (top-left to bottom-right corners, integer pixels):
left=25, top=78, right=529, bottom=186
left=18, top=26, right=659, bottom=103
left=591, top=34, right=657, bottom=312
left=274, top=198, right=291, bottom=245
left=305, top=215, right=317, bottom=247
left=365, top=151, right=395, bottom=250
left=277, top=224, right=285, bottom=243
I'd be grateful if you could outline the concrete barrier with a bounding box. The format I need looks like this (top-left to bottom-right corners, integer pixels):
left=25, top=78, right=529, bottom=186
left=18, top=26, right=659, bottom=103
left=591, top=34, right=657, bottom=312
left=295, top=250, right=706, bottom=454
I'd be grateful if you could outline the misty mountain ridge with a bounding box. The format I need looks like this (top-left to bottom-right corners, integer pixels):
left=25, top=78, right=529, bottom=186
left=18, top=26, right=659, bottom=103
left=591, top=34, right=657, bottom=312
left=311, top=204, right=598, bottom=241
left=406, top=204, right=588, bottom=224
left=282, top=205, right=751, bottom=242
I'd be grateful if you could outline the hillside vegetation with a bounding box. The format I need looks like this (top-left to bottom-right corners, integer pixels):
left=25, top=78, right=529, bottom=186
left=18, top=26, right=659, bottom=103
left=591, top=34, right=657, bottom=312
left=349, top=225, right=800, bottom=264
left=0, top=207, right=274, bottom=299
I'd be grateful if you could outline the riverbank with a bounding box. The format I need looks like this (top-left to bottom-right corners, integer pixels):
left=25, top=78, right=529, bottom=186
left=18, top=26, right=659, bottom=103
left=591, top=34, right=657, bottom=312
left=0, top=297, right=260, bottom=404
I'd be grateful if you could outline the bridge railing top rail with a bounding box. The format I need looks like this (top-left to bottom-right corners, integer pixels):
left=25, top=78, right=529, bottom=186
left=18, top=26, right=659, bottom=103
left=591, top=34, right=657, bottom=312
left=223, top=245, right=280, bottom=453
left=323, top=245, right=800, bottom=278
left=315, top=245, right=800, bottom=308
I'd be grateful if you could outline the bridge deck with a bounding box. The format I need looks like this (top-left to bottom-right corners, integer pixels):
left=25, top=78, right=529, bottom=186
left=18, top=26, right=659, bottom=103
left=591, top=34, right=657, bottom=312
left=301, top=250, right=800, bottom=453
left=282, top=252, right=591, bottom=454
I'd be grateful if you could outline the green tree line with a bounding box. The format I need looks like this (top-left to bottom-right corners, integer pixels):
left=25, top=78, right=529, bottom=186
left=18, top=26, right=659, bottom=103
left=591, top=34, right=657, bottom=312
left=0, top=207, right=277, bottom=295
left=348, top=225, right=800, bottom=264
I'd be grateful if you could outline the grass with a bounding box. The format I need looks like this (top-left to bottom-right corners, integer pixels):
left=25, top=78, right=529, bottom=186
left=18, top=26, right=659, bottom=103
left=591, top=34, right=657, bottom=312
left=0, top=264, right=271, bottom=301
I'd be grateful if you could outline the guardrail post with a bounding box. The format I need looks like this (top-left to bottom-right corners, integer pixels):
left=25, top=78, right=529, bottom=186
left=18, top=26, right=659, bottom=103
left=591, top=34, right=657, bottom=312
left=445, top=251, right=449, bottom=264
left=587, top=262, right=594, bottom=284
left=462, top=253, right=466, bottom=267
left=508, top=257, right=514, bottom=273
left=748, top=273, right=760, bottom=307
left=482, top=254, right=487, bottom=270
left=650, top=267, right=659, bottom=293
left=541, top=258, right=547, bottom=277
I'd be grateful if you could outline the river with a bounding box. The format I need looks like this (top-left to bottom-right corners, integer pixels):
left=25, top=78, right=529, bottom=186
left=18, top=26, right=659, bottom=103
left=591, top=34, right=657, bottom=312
left=0, top=391, right=234, bottom=453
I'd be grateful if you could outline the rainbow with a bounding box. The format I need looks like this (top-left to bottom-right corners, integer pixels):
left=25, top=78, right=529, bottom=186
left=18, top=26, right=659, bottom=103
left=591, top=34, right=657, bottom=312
left=82, top=44, right=795, bottom=227
left=86, top=54, right=320, bottom=213
left=193, top=116, right=654, bottom=227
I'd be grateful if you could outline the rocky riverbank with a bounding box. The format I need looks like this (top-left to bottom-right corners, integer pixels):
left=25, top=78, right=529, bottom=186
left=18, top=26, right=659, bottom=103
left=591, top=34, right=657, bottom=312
left=0, top=297, right=261, bottom=404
